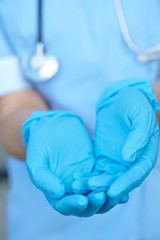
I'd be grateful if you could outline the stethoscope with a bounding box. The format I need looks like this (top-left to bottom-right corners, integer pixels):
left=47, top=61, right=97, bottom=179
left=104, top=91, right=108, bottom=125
left=21, top=0, right=59, bottom=83
left=114, top=0, right=160, bottom=63
left=21, top=0, right=160, bottom=83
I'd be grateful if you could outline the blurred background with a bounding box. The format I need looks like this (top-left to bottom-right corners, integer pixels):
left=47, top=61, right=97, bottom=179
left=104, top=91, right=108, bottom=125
left=0, top=143, right=8, bottom=240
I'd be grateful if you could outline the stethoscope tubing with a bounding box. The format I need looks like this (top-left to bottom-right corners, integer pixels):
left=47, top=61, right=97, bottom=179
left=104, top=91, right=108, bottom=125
left=114, top=0, right=160, bottom=61
left=38, top=0, right=43, bottom=44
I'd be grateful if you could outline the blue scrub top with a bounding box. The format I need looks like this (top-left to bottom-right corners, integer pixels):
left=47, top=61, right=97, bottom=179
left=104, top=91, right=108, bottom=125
left=0, top=1, right=160, bottom=240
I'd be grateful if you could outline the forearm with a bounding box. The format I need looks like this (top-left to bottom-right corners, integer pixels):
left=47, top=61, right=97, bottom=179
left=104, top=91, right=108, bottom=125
left=153, top=81, right=160, bottom=124
left=0, top=89, right=49, bottom=160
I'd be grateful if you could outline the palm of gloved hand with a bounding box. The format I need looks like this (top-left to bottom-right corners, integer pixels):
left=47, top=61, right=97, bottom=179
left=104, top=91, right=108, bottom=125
left=93, top=86, right=159, bottom=200
left=72, top=80, right=159, bottom=214
left=23, top=111, right=106, bottom=216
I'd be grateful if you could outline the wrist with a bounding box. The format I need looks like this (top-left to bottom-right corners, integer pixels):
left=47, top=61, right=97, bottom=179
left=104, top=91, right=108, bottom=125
left=23, top=110, right=82, bottom=147
left=96, top=78, right=159, bottom=114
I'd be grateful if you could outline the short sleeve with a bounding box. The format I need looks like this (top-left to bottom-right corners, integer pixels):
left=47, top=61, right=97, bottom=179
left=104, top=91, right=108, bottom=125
left=0, top=24, right=31, bottom=97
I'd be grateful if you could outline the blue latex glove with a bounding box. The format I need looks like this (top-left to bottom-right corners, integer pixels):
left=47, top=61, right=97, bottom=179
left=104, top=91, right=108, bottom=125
left=23, top=111, right=106, bottom=216
left=88, top=79, right=159, bottom=200
left=72, top=171, right=128, bottom=214
left=72, top=79, right=159, bottom=213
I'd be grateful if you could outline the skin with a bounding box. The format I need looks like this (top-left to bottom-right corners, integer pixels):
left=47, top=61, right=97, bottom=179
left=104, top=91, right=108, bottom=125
left=0, top=89, right=49, bottom=160
left=153, top=80, right=160, bottom=124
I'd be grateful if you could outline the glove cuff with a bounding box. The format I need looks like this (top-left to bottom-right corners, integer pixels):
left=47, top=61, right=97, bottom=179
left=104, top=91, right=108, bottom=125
left=23, top=110, right=82, bottom=147
left=96, top=78, right=159, bottom=114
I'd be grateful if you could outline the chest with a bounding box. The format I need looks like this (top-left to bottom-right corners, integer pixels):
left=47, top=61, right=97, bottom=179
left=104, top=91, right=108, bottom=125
left=1, top=1, right=160, bottom=86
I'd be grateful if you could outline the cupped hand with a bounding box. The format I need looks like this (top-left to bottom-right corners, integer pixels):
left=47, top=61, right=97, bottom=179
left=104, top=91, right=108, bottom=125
left=23, top=111, right=106, bottom=216
left=72, top=79, right=159, bottom=214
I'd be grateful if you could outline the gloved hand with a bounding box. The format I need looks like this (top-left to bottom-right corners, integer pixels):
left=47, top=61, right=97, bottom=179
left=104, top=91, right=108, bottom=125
left=72, top=171, right=126, bottom=214
left=72, top=79, right=159, bottom=213
left=23, top=110, right=106, bottom=216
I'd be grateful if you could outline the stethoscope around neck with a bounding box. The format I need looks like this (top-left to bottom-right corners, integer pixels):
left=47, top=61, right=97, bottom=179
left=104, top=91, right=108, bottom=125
left=21, top=0, right=160, bottom=83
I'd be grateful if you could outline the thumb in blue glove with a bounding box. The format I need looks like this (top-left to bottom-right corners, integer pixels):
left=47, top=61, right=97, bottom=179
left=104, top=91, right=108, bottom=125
left=23, top=111, right=96, bottom=215
left=88, top=79, right=159, bottom=200
left=23, top=110, right=108, bottom=216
